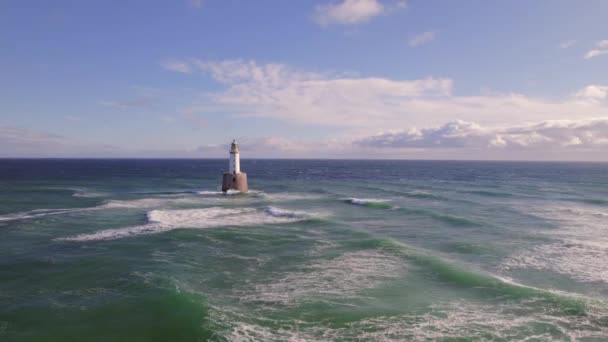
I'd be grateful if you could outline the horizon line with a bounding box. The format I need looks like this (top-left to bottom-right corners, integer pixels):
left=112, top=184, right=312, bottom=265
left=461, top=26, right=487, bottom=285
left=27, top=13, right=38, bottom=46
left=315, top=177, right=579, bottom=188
left=1, top=157, right=607, bottom=164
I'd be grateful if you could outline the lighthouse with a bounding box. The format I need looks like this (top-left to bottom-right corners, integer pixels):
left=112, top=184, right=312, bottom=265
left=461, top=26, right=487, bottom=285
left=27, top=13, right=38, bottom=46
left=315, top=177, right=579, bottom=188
left=221, top=140, right=248, bottom=193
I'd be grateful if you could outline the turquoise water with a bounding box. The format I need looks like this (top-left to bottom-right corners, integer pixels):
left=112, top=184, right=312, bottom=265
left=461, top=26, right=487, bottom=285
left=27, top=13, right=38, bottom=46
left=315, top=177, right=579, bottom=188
left=1, top=159, right=608, bottom=341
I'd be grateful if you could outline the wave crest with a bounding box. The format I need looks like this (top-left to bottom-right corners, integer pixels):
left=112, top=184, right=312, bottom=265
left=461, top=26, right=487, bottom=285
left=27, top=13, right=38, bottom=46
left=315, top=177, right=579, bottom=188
left=58, top=206, right=314, bottom=242
left=345, top=198, right=393, bottom=209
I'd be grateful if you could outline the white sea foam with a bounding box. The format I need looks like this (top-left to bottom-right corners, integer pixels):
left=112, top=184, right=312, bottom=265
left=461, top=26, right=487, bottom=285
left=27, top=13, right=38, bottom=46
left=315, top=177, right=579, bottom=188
left=197, top=190, right=224, bottom=195
left=503, top=204, right=608, bottom=284
left=72, top=191, right=105, bottom=198
left=57, top=206, right=311, bottom=241
left=263, top=206, right=311, bottom=219
left=0, top=197, right=203, bottom=223
left=346, top=198, right=390, bottom=206
left=101, top=196, right=211, bottom=209
left=101, top=198, right=169, bottom=209
left=214, top=299, right=608, bottom=341
left=196, top=189, right=244, bottom=195
left=0, top=208, right=89, bottom=222
left=258, top=192, right=323, bottom=201
left=238, top=250, right=405, bottom=306
left=327, top=301, right=608, bottom=341
left=2, top=198, right=177, bottom=221
left=503, top=241, right=608, bottom=284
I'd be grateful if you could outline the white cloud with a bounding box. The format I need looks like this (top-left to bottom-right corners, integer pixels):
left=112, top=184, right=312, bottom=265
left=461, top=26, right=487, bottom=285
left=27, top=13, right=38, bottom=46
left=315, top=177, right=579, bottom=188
left=408, top=31, right=437, bottom=47
left=193, top=118, right=608, bottom=160
left=558, top=40, right=576, bottom=49
left=163, top=59, right=608, bottom=133
left=576, top=85, right=608, bottom=101
left=584, top=40, right=608, bottom=59
left=160, top=59, right=193, bottom=73
left=314, top=0, right=384, bottom=26
left=5, top=119, right=608, bottom=160
left=356, top=118, right=608, bottom=150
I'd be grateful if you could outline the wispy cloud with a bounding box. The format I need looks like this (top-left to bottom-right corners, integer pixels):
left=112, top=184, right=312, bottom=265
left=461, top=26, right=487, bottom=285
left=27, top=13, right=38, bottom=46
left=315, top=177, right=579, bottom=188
left=584, top=40, right=608, bottom=59
left=314, top=0, right=385, bottom=26
left=558, top=40, right=576, bottom=49
left=408, top=31, right=437, bottom=47
left=99, top=97, right=155, bottom=110
left=187, top=0, right=204, bottom=9
left=160, top=59, right=193, bottom=73
left=64, top=115, right=81, bottom=122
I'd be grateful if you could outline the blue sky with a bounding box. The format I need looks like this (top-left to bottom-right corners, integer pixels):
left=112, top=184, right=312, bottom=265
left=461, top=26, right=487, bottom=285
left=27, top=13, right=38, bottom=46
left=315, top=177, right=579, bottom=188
left=1, top=0, right=608, bottom=160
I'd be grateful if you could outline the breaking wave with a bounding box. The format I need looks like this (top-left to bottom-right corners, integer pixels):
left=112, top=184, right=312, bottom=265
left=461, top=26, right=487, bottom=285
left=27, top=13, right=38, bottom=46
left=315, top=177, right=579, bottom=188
left=57, top=206, right=315, bottom=242
left=212, top=236, right=608, bottom=341
left=263, top=206, right=311, bottom=219
left=238, top=250, right=406, bottom=306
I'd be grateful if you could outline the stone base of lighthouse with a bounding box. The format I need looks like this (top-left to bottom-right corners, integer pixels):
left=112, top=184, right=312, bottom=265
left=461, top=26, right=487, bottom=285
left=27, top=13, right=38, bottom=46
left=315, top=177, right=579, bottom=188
left=222, top=172, right=248, bottom=193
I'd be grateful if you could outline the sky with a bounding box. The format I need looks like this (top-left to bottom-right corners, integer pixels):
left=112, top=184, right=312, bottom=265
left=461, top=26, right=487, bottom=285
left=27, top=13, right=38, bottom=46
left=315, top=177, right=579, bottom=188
left=1, top=0, right=608, bottom=160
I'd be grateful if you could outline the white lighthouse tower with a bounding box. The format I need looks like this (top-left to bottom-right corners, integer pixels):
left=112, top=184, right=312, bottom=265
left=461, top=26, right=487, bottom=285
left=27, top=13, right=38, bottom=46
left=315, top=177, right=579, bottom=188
left=228, top=139, right=240, bottom=174
left=222, top=140, right=248, bottom=192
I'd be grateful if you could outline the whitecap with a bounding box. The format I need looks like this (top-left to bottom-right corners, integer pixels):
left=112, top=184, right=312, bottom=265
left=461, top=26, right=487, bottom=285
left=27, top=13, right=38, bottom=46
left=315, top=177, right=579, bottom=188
left=57, top=206, right=312, bottom=241
left=263, top=206, right=310, bottom=219
left=346, top=198, right=390, bottom=206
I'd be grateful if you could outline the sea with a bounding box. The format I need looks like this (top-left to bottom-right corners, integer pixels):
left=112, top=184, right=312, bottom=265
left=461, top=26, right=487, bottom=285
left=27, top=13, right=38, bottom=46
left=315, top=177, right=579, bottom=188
left=1, top=159, right=608, bottom=341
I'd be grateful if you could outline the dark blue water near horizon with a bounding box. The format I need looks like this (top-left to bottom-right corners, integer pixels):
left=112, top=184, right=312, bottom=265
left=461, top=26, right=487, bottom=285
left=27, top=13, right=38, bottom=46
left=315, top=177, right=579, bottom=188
left=1, top=159, right=608, bottom=341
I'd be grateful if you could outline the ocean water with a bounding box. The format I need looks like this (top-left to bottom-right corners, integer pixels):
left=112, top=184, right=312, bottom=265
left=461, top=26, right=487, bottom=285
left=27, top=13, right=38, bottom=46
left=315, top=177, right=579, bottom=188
left=1, top=159, right=608, bottom=341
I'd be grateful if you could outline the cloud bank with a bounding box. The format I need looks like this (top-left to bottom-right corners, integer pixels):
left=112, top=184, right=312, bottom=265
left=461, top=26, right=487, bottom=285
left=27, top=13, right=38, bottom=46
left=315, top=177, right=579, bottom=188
left=163, top=59, right=608, bottom=131
left=4, top=118, right=608, bottom=160
left=356, top=118, right=608, bottom=150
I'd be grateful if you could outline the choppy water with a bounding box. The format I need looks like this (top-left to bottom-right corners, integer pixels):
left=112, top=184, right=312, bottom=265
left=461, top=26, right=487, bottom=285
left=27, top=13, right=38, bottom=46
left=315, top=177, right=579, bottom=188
left=1, top=159, right=608, bottom=341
